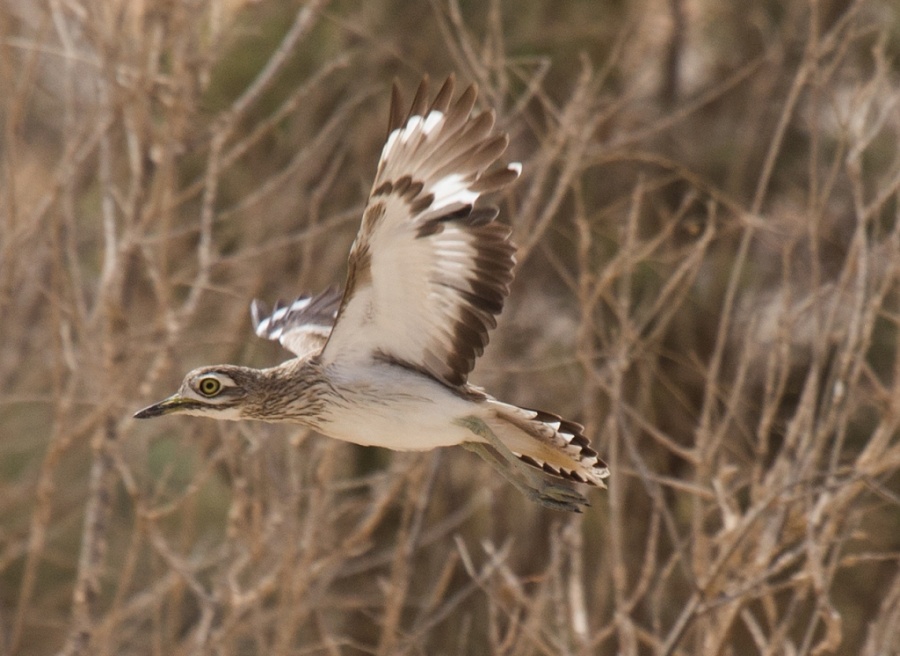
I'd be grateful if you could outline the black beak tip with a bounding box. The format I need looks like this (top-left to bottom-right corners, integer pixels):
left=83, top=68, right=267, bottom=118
left=134, top=404, right=162, bottom=419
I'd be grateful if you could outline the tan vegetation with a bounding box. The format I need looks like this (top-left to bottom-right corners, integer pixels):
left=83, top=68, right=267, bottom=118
left=2, top=0, right=899, bottom=654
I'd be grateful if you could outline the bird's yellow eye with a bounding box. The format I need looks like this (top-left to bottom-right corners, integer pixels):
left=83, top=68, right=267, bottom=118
left=198, top=376, right=222, bottom=397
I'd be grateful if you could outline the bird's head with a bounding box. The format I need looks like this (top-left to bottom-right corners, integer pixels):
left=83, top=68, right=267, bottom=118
left=134, top=365, right=256, bottom=420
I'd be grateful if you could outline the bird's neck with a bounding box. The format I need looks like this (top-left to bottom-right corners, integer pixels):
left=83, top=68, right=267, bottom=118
left=250, top=358, right=329, bottom=426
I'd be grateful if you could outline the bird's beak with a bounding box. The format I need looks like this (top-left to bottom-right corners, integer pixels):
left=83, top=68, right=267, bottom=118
left=134, top=394, right=190, bottom=419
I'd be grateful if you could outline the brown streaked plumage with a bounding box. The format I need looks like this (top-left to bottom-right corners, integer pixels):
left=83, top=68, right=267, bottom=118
left=135, top=75, right=610, bottom=512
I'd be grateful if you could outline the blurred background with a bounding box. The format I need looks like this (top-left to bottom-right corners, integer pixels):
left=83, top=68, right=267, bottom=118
left=2, top=0, right=900, bottom=654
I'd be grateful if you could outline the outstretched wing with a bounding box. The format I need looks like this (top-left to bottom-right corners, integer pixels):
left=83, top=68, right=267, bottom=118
left=251, top=287, right=342, bottom=360
left=320, top=75, right=520, bottom=387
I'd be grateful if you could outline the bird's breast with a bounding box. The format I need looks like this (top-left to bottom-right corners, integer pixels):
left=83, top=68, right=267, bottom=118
left=315, top=361, right=479, bottom=451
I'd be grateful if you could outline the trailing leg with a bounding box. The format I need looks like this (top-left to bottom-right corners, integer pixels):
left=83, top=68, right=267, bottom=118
left=456, top=416, right=589, bottom=512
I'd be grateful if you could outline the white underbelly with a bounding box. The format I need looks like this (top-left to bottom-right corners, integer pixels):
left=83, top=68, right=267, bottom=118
left=316, top=363, right=482, bottom=451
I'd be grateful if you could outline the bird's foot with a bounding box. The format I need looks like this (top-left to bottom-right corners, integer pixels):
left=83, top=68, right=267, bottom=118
left=458, top=418, right=589, bottom=513
left=530, top=483, right=589, bottom=513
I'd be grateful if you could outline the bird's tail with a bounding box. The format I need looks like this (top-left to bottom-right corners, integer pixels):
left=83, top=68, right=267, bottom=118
left=485, top=401, right=609, bottom=486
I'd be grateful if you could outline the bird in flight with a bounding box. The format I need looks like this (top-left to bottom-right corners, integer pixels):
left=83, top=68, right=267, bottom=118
left=135, top=76, right=609, bottom=511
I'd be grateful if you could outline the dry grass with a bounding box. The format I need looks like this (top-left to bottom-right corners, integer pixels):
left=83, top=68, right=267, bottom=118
left=2, top=0, right=900, bottom=654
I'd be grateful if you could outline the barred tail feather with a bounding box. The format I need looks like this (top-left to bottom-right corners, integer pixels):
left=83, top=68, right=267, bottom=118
left=487, top=403, right=610, bottom=486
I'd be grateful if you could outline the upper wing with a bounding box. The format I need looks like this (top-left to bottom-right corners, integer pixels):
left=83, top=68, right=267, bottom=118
left=320, top=75, right=520, bottom=387
left=251, top=287, right=342, bottom=360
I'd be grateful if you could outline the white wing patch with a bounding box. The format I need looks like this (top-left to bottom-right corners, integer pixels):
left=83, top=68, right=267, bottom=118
left=251, top=287, right=341, bottom=360
left=321, top=76, right=521, bottom=387
left=430, top=173, right=479, bottom=209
